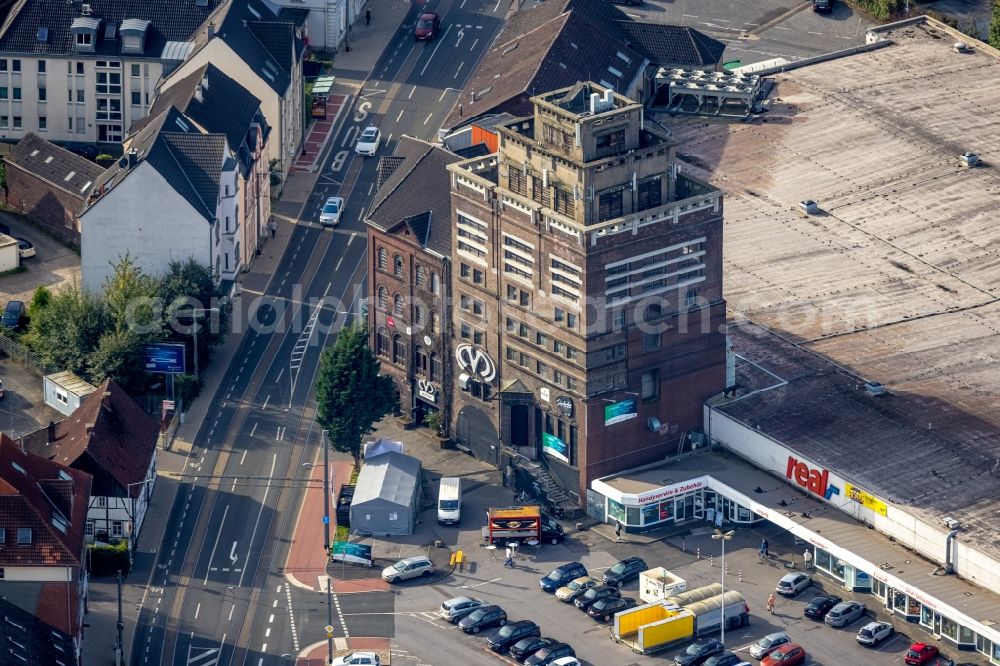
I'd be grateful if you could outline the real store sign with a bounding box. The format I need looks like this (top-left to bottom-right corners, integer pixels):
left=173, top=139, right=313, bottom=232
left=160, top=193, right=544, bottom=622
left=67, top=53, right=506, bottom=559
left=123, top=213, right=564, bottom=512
left=786, top=456, right=840, bottom=501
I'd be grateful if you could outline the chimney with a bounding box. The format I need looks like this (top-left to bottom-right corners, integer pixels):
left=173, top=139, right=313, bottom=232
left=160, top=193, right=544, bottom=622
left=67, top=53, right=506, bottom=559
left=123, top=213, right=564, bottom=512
left=85, top=423, right=95, bottom=435
left=101, top=390, right=112, bottom=410
left=47, top=421, right=56, bottom=444
left=207, top=22, right=215, bottom=39
left=194, top=84, right=204, bottom=103
left=127, top=147, right=138, bottom=169
left=201, top=75, right=209, bottom=90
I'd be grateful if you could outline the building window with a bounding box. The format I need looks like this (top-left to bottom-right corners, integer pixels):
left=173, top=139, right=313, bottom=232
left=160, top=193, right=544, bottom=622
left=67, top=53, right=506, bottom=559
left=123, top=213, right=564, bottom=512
left=460, top=294, right=470, bottom=311
left=472, top=299, right=484, bottom=316
left=17, top=528, right=32, bottom=544
left=76, top=89, right=85, bottom=103
left=641, top=370, right=659, bottom=400
left=554, top=308, right=564, bottom=322
left=519, top=290, right=530, bottom=306
left=76, top=32, right=93, bottom=47
left=12, top=116, right=21, bottom=129
left=414, top=305, right=425, bottom=326
left=566, top=313, right=577, bottom=329
left=0, top=59, right=6, bottom=71
left=0, top=88, right=7, bottom=100
left=11, top=59, right=19, bottom=72
left=598, top=189, right=623, bottom=221
left=508, top=165, right=527, bottom=197
left=392, top=335, right=405, bottom=364
left=460, top=323, right=471, bottom=339
left=430, top=311, right=439, bottom=334
left=38, top=60, right=45, bottom=73
left=393, top=294, right=404, bottom=316
left=393, top=254, right=403, bottom=277
left=112, top=521, right=123, bottom=537
left=636, top=177, right=662, bottom=211
left=12, top=87, right=20, bottom=100
left=38, top=115, right=47, bottom=131
left=0, top=528, right=5, bottom=543
left=430, top=353, right=441, bottom=381
left=377, top=246, right=387, bottom=270
left=460, top=263, right=470, bottom=279
left=376, top=327, right=390, bottom=357
left=430, top=272, right=440, bottom=295
left=377, top=286, right=388, bottom=311
left=613, top=310, right=626, bottom=329
left=473, top=268, right=484, bottom=285
left=415, top=264, right=425, bottom=286
left=131, top=91, right=141, bottom=105
left=536, top=332, right=548, bottom=347
left=38, top=86, right=46, bottom=101
left=131, top=63, right=140, bottom=77
left=536, top=360, right=547, bottom=377
left=84, top=521, right=94, bottom=537
left=0, top=116, right=7, bottom=129
left=685, top=288, right=699, bottom=308
left=415, top=346, right=427, bottom=374
left=605, top=344, right=626, bottom=362
left=642, top=332, right=660, bottom=351
left=553, top=370, right=564, bottom=386
left=595, top=129, right=625, bottom=153
left=76, top=61, right=84, bottom=74
left=506, top=284, right=517, bottom=301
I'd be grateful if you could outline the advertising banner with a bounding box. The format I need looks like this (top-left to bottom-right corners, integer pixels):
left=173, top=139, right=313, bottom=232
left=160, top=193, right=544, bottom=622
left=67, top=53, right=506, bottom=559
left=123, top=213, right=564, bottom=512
left=144, top=343, right=186, bottom=374
left=542, top=432, right=569, bottom=463
left=844, top=483, right=888, bottom=516
left=330, top=541, right=373, bottom=566
left=604, top=398, right=637, bottom=426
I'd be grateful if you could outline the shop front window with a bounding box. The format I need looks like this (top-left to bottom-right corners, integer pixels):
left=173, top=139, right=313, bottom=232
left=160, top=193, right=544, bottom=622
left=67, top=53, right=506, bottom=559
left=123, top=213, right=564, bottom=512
left=815, top=548, right=832, bottom=572
left=940, top=615, right=958, bottom=641
left=893, top=590, right=907, bottom=612
left=626, top=506, right=640, bottom=526
left=737, top=505, right=752, bottom=522
left=642, top=503, right=659, bottom=525
left=994, top=641, right=1000, bottom=663
left=921, top=604, right=934, bottom=628
left=959, top=625, right=974, bottom=645
left=659, top=500, right=673, bottom=521
left=906, top=597, right=920, bottom=617
left=608, top=499, right=625, bottom=523
left=871, top=578, right=886, bottom=602
left=831, top=558, right=846, bottom=581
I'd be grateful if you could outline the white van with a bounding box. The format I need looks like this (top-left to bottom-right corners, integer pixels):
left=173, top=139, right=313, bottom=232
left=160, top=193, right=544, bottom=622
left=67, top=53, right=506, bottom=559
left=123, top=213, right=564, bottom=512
left=437, top=477, right=462, bottom=525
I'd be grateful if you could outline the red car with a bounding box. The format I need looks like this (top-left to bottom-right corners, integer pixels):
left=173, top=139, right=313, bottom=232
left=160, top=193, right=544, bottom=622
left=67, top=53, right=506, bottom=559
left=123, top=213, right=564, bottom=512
left=415, top=12, right=440, bottom=40
left=904, top=643, right=939, bottom=665
left=761, top=643, right=806, bottom=666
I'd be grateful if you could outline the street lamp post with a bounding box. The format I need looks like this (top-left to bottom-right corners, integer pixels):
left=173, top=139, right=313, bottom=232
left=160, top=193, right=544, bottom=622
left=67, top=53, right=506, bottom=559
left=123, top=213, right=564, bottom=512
left=186, top=307, right=220, bottom=382
left=712, top=528, right=735, bottom=645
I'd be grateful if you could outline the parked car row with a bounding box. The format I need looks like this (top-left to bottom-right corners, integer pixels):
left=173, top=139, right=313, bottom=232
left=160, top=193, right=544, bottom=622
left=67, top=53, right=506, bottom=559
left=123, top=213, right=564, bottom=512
left=438, top=596, right=579, bottom=665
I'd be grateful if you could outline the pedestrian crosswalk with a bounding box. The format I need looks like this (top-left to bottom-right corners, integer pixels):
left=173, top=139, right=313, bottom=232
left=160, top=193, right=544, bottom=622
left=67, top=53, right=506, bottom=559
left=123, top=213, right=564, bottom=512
left=187, top=645, right=219, bottom=666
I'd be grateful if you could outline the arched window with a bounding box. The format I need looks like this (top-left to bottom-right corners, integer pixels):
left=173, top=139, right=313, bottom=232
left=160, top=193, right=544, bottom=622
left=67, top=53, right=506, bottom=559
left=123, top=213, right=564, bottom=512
left=377, top=286, right=388, bottom=311
left=414, top=305, right=425, bottom=326
left=430, top=352, right=441, bottom=381
left=430, top=311, right=439, bottom=334
left=393, top=294, right=404, bottom=316
left=415, top=264, right=425, bottom=286
left=430, top=272, right=440, bottom=295
left=415, top=346, right=428, bottom=375
left=376, top=327, right=390, bottom=357
left=392, top=334, right=406, bottom=364
left=393, top=253, right=404, bottom=277
left=377, top=247, right=387, bottom=270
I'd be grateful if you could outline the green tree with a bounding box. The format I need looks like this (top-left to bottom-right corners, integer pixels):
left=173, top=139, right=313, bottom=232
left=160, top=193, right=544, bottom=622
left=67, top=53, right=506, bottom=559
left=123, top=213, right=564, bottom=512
left=103, top=253, right=160, bottom=336
left=88, top=328, right=147, bottom=391
left=314, top=323, right=397, bottom=469
left=990, top=0, right=1000, bottom=49
left=160, top=259, right=230, bottom=370
left=27, top=285, right=52, bottom=317
left=23, top=282, right=110, bottom=375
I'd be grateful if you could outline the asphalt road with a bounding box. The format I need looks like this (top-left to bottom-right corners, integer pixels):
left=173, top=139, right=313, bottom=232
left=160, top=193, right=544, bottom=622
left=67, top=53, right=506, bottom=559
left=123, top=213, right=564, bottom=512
left=128, top=2, right=508, bottom=665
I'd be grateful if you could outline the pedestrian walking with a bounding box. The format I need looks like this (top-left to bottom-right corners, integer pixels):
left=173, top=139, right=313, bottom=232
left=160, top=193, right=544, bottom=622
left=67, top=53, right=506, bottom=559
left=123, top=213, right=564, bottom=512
left=615, top=520, right=622, bottom=543
left=268, top=218, right=277, bottom=239
left=803, top=549, right=813, bottom=569
left=767, top=593, right=776, bottom=614
left=504, top=546, right=513, bottom=568
left=760, top=538, right=769, bottom=559
left=365, top=8, right=371, bottom=25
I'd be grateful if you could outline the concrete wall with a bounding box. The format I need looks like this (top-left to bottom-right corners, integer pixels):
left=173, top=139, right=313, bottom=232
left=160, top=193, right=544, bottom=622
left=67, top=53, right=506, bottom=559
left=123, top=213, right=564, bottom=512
left=80, top=162, right=210, bottom=292
left=706, top=406, right=1000, bottom=596
left=0, top=235, right=19, bottom=272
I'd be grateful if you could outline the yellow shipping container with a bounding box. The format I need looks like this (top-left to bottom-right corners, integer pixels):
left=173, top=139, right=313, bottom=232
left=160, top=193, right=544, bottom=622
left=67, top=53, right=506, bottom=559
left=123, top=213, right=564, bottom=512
left=613, top=603, right=673, bottom=639
left=639, top=611, right=695, bottom=652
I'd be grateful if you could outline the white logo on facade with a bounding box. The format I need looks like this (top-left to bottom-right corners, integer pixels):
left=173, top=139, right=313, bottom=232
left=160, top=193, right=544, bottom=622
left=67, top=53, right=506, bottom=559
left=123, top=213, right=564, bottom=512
left=417, top=378, right=437, bottom=403
left=455, top=344, right=497, bottom=382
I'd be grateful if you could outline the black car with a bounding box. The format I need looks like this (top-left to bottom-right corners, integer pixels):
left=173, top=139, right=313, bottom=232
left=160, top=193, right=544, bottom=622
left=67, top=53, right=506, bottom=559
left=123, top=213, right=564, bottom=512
left=804, top=594, right=842, bottom=620
left=540, top=562, right=587, bottom=593
left=703, top=653, right=743, bottom=666
left=335, top=484, right=355, bottom=526
left=458, top=605, right=507, bottom=633
left=674, top=638, right=725, bottom=666
left=509, top=637, right=555, bottom=662
left=524, top=641, right=575, bottom=666
left=1, top=300, right=24, bottom=330
left=588, top=596, right=638, bottom=622
left=603, top=556, right=647, bottom=588
left=574, top=584, right=620, bottom=611
left=487, top=620, right=541, bottom=653
left=540, top=514, right=565, bottom=544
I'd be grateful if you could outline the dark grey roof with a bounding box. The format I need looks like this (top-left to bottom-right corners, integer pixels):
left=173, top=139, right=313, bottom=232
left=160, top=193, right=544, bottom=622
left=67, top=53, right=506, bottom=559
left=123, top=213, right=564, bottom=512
left=365, top=137, right=461, bottom=257
left=352, top=451, right=421, bottom=507
left=194, top=0, right=304, bottom=95
left=375, top=155, right=406, bottom=190
left=85, top=106, right=225, bottom=221
left=0, top=0, right=218, bottom=57
left=140, top=62, right=267, bottom=174
left=453, top=143, right=491, bottom=158
left=9, top=133, right=103, bottom=199
left=614, top=22, right=725, bottom=66
left=0, top=595, right=78, bottom=666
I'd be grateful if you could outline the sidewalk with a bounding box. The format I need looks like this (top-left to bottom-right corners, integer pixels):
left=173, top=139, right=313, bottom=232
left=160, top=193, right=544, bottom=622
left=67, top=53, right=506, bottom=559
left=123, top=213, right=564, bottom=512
left=292, top=94, right=349, bottom=173
left=330, top=0, right=414, bottom=86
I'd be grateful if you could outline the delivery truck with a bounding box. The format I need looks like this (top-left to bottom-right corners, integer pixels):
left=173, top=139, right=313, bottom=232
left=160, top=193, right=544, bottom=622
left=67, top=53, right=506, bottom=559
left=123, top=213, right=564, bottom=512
left=485, top=505, right=541, bottom=544
left=612, top=590, right=750, bottom=654
left=639, top=568, right=687, bottom=604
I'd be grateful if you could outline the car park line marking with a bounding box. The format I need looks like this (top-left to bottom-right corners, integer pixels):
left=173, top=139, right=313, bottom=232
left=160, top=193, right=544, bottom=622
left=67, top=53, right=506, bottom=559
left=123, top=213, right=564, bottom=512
left=809, top=31, right=822, bottom=35
left=458, top=577, right=503, bottom=588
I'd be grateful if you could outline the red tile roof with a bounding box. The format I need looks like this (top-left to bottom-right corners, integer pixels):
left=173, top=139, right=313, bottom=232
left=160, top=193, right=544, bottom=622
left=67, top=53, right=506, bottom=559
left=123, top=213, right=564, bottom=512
left=0, top=434, right=91, bottom=569
left=23, top=378, right=159, bottom=497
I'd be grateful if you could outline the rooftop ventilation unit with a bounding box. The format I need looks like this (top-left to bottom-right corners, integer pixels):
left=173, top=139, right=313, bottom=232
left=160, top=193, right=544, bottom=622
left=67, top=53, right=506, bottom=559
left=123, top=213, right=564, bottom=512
left=864, top=381, right=886, bottom=396
left=960, top=152, right=979, bottom=167
left=81, top=3, right=93, bottom=15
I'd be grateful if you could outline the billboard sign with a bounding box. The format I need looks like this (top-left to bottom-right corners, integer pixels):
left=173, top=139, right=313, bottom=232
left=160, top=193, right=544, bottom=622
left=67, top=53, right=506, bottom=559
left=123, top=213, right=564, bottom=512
left=542, top=432, right=569, bottom=463
left=604, top=398, right=637, bottom=426
left=144, top=343, right=186, bottom=374
left=330, top=541, right=373, bottom=566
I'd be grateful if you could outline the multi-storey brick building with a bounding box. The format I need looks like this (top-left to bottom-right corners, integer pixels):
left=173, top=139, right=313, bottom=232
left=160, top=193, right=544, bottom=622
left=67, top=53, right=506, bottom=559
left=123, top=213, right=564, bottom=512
left=446, top=82, right=727, bottom=505
left=365, top=137, right=461, bottom=427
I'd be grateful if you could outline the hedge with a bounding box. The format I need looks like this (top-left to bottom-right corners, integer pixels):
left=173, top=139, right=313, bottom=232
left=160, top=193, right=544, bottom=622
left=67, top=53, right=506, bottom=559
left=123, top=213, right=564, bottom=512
left=89, top=540, right=130, bottom=576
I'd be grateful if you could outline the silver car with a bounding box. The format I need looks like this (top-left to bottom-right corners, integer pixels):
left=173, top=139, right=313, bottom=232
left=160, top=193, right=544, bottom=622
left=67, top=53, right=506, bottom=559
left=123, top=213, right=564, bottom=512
left=775, top=572, right=811, bottom=596
left=856, top=620, right=894, bottom=645
left=439, top=596, right=486, bottom=623
left=825, top=600, right=866, bottom=627
left=381, top=555, right=433, bottom=583
left=319, top=196, right=344, bottom=226
left=749, top=632, right=790, bottom=659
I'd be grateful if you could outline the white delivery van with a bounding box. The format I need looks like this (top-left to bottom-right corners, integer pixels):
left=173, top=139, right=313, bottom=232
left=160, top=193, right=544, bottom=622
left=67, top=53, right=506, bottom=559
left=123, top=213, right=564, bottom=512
left=437, top=477, right=462, bottom=525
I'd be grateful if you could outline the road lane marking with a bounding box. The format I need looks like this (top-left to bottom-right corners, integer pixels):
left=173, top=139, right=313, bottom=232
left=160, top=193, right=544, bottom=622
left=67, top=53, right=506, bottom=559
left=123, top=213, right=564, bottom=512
left=269, top=614, right=275, bottom=623
left=454, top=62, right=464, bottom=78
left=236, top=453, right=278, bottom=588
left=368, top=182, right=375, bottom=196
left=348, top=233, right=356, bottom=246
left=240, top=448, right=249, bottom=463
left=420, top=24, right=453, bottom=76
left=194, top=603, right=201, bottom=620
left=275, top=368, right=283, bottom=382
left=229, top=541, right=239, bottom=565
left=470, top=38, right=478, bottom=51
left=407, top=85, right=416, bottom=99
left=336, top=257, right=344, bottom=272
left=458, top=577, right=503, bottom=588
left=438, top=89, right=449, bottom=102
left=228, top=604, right=235, bottom=622
left=396, top=109, right=404, bottom=121
left=203, top=504, right=230, bottom=585
left=424, top=113, right=433, bottom=125
left=493, top=0, right=502, bottom=12
left=261, top=395, right=270, bottom=410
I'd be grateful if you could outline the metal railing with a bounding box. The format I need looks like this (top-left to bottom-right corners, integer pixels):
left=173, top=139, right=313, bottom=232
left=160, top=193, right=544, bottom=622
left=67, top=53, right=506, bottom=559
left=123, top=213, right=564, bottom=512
left=0, top=332, right=57, bottom=376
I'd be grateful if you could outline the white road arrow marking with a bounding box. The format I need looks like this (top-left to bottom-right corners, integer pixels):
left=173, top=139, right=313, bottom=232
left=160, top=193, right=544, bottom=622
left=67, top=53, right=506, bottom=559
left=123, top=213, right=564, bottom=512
left=229, top=542, right=239, bottom=565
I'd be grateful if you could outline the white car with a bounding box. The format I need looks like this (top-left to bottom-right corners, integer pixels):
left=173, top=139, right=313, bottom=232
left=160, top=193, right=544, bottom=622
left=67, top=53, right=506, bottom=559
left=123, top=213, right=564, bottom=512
left=776, top=572, right=811, bottom=596
left=857, top=620, right=894, bottom=646
left=320, top=196, right=344, bottom=226
left=551, top=658, right=581, bottom=666
left=381, top=555, right=433, bottom=583
left=355, top=126, right=381, bottom=156
left=330, top=652, right=380, bottom=666
left=749, top=631, right=790, bottom=659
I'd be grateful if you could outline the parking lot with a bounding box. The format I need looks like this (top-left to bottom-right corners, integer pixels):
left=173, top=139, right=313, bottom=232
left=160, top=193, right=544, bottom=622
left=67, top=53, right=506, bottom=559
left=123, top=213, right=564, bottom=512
left=374, top=495, right=981, bottom=666
left=0, top=211, right=81, bottom=305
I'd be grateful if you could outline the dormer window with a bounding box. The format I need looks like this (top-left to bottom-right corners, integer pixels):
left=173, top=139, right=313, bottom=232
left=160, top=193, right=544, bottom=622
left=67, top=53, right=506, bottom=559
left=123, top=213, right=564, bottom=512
left=120, top=19, right=150, bottom=55
left=71, top=17, right=100, bottom=53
